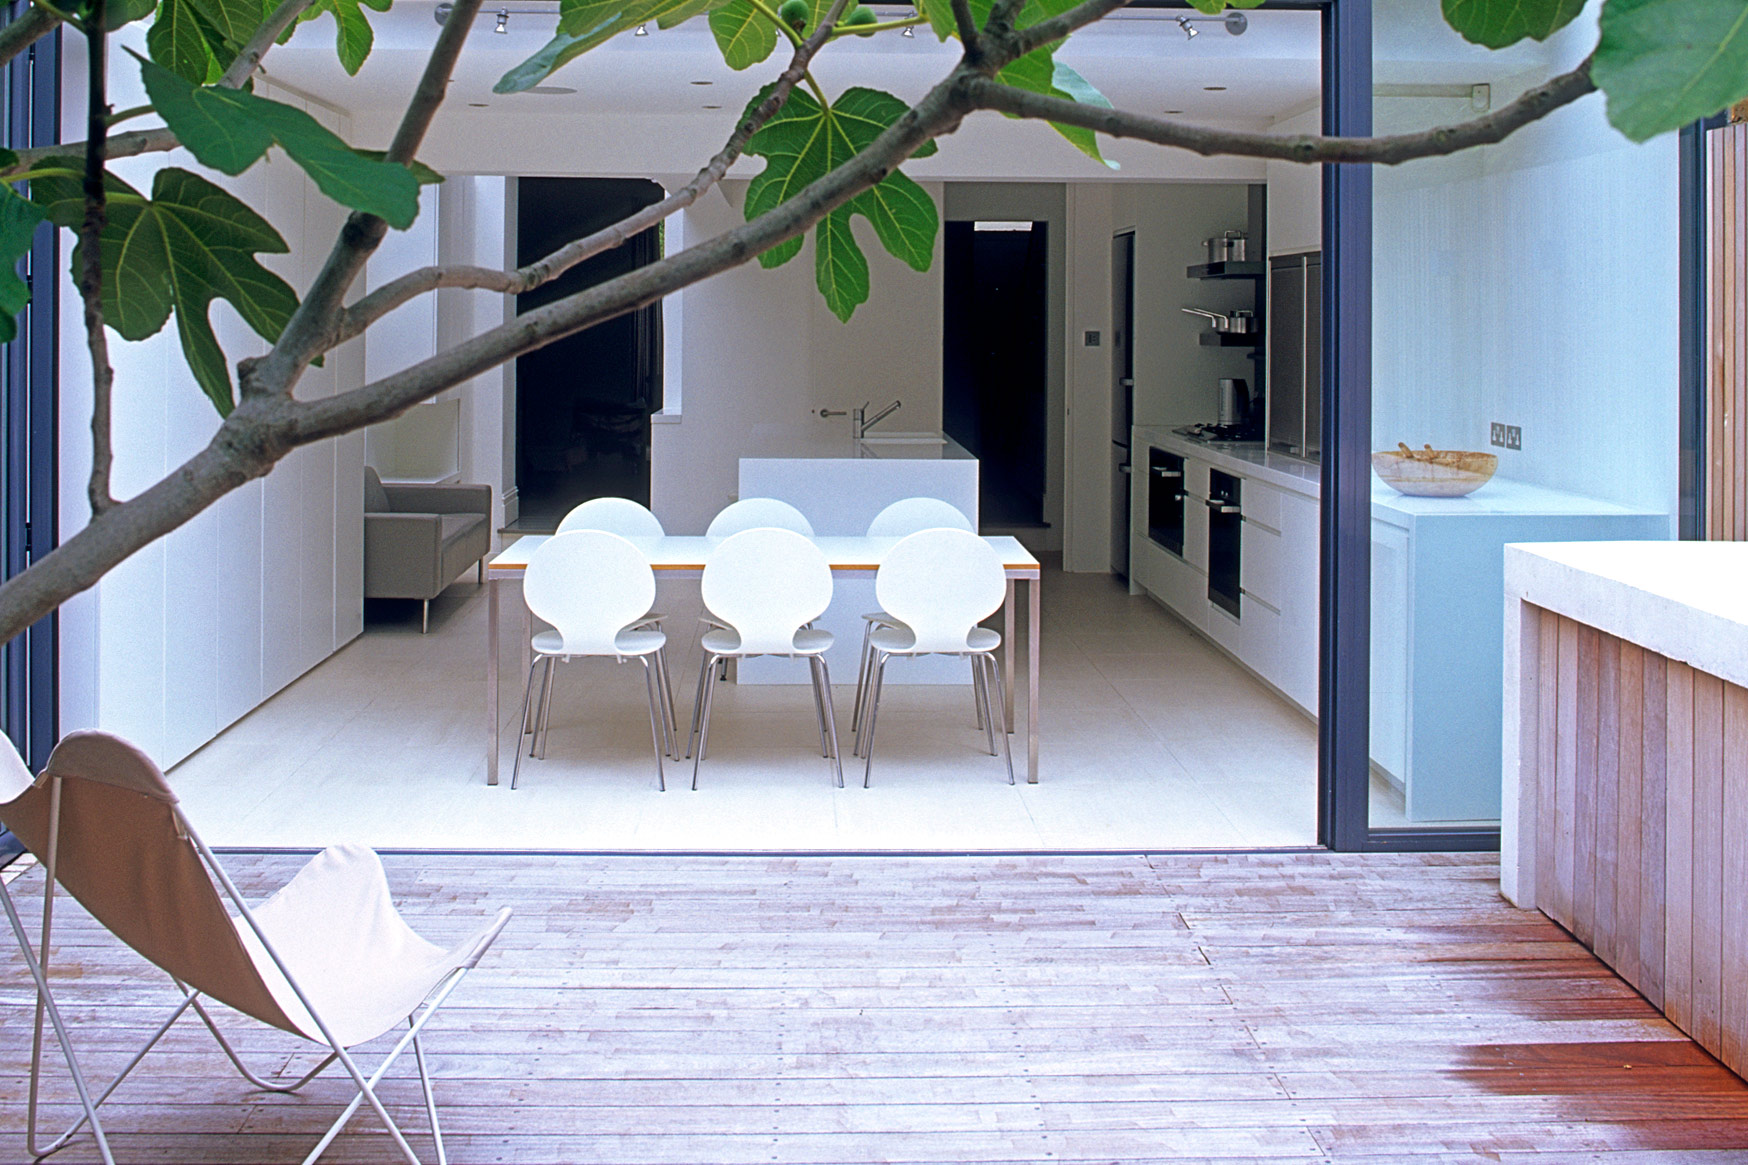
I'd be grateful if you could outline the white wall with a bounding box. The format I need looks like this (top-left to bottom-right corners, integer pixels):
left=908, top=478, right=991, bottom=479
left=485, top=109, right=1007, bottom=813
left=650, top=179, right=946, bottom=534
left=1371, top=32, right=1680, bottom=515
left=57, top=42, right=370, bottom=768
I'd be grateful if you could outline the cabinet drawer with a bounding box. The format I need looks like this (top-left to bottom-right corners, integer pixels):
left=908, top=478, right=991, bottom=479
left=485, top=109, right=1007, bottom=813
left=1240, top=520, right=1283, bottom=610
left=1243, top=479, right=1286, bottom=533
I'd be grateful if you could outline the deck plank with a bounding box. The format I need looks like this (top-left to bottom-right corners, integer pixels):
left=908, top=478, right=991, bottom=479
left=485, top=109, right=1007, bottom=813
left=4, top=852, right=1748, bottom=1164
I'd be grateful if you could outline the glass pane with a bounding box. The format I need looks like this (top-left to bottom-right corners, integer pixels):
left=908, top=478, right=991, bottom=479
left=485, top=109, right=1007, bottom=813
left=1368, top=0, right=1681, bottom=831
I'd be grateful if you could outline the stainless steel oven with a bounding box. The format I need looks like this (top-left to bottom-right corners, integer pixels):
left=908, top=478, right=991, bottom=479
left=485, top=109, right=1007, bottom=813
left=1206, top=469, right=1242, bottom=618
left=1147, top=448, right=1185, bottom=556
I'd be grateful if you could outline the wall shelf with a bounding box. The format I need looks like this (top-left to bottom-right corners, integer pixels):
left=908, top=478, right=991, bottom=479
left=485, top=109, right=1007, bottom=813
left=1187, top=260, right=1267, bottom=280
left=1199, top=331, right=1261, bottom=347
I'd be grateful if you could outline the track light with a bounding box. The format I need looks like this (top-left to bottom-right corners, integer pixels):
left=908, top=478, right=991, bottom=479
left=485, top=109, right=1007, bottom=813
left=635, top=22, right=648, bottom=34
left=1175, top=10, right=1246, bottom=39
left=494, top=9, right=508, bottom=32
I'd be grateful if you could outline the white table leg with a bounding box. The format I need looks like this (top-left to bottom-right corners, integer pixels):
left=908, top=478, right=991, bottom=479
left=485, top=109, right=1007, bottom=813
left=487, top=577, right=499, bottom=786
left=1004, top=579, right=1016, bottom=730
left=1028, top=573, right=1040, bottom=783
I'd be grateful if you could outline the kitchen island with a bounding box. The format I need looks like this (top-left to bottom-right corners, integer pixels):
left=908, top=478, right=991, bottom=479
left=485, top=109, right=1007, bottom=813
left=1502, top=540, right=1748, bottom=1079
left=737, top=429, right=979, bottom=685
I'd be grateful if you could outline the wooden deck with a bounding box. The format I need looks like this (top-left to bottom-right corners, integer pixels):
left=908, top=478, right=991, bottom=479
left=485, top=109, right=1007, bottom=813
left=6, top=851, right=1748, bottom=1163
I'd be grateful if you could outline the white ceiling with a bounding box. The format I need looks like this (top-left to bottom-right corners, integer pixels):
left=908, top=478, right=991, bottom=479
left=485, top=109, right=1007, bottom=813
left=260, top=2, right=1325, bottom=127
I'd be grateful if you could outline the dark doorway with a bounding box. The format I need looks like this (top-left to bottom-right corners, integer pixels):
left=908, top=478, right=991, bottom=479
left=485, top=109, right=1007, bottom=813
left=1110, top=230, right=1135, bottom=578
left=942, top=220, right=1048, bottom=528
left=515, top=177, right=664, bottom=527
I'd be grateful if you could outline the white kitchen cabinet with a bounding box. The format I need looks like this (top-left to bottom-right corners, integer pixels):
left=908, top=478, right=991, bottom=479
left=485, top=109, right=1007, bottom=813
left=1131, top=428, right=1320, bottom=716
left=1368, top=479, right=1670, bottom=822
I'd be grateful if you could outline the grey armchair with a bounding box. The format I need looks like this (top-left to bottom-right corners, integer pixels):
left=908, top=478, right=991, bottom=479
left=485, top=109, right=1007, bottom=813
left=363, top=467, right=493, bottom=632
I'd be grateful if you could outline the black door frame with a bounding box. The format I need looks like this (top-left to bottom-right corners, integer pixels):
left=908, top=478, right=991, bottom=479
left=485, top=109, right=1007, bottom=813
left=1, top=5, right=58, bottom=772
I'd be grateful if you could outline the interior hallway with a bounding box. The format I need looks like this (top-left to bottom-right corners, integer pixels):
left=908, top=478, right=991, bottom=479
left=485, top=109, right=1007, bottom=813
left=169, top=557, right=1320, bottom=850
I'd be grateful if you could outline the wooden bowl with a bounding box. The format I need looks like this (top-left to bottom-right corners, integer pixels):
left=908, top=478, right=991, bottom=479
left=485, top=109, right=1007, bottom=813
left=1371, top=447, right=1498, bottom=497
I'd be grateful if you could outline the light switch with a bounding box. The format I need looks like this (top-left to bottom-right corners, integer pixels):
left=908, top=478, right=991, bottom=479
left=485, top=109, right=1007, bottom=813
left=1084, top=331, right=1101, bottom=347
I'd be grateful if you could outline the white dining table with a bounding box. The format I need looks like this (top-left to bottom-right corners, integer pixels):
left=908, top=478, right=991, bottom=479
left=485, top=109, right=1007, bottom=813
left=483, top=534, right=1043, bottom=786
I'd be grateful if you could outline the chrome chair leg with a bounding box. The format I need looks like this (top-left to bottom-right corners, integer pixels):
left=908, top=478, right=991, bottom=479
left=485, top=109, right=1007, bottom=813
left=973, top=654, right=999, bottom=757
left=640, top=657, right=667, bottom=792
left=808, top=654, right=831, bottom=758
left=861, top=653, right=889, bottom=788
left=686, top=651, right=712, bottom=759
left=985, top=654, right=1016, bottom=785
left=851, top=619, right=875, bottom=733
left=816, top=655, right=844, bottom=788
left=691, top=654, right=722, bottom=791
left=421, top=598, right=430, bottom=635
left=972, top=656, right=985, bottom=730
left=534, top=655, right=559, bottom=759
left=510, top=656, right=543, bottom=790
left=655, top=648, right=679, bottom=758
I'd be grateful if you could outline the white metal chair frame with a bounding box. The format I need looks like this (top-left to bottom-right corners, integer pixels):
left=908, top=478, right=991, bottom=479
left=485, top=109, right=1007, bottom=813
left=853, top=528, right=1015, bottom=787
left=513, top=530, right=679, bottom=791
left=849, top=500, right=981, bottom=737
left=0, top=775, right=510, bottom=1165
left=686, top=527, right=844, bottom=789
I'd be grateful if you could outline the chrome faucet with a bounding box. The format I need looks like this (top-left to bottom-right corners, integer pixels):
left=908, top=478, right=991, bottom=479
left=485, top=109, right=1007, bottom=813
left=853, top=399, right=902, bottom=439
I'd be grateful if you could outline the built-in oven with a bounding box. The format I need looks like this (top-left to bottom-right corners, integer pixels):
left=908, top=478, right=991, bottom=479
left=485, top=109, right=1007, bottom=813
left=1206, top=469, right=1242, bottom=619
left=1147, top=448, right=1185, bottom=556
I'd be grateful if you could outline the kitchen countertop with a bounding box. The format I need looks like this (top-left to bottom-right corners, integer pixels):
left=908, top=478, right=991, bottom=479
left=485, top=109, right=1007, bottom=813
left=738, top=425, right=974, bottom=461
left=1134, top=425, right=1321, bottom=497
left=1503, top=540, right=1748, bottom=690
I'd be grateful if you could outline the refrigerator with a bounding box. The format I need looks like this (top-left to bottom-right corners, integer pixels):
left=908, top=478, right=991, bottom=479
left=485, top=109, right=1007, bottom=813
left=1267, top=252, right=1322, bottom=461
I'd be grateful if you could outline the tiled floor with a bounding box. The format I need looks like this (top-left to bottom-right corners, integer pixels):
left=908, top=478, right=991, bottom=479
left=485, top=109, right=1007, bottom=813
left=170, top=556, right=1322, bottom=850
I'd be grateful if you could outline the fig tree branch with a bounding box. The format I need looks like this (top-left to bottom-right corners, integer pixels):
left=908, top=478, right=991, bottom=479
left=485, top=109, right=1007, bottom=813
left=80, top=0, right=115, bottom=517
left=243, top=0, right=485, bottom=397
left=333, top=0, right=854, bottom=347
left=0, top=3, right=60, bottom=72
left=964, top=52, right=1598, bottom=166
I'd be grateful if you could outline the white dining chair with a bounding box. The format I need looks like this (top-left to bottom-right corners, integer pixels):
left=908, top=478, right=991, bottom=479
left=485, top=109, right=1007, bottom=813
left=851, top=498, right=978, bottom=734
left=705, top=497, right=814, bottom=538
left=514, top=530, right=677, bottom=791
left=854, top=528, right=1014, bottom=787
left=687, top=527, right=843, bottom=789
left=554, top=497, right=670, bottom=701
left=556, top=496, right=665, bottom=539
left=699, top=499, right=817, bottom=643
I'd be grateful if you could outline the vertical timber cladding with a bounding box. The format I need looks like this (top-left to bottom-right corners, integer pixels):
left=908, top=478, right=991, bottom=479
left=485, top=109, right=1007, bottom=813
left=1527, top=605, right=1748, bottom=1075
left=1708, top=113, right=1748, bottom=539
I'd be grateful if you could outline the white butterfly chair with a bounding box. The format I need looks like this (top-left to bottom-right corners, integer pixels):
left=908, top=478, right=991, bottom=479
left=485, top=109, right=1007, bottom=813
left=850, top=498, right=978, bottom=736
left=514, top=530, right=677, bottom=790
left=0, top=731, right=510, bottom=1165
left=855, top=528, right=1015, bottom=787
left=687, top=527, right=844, bottom=789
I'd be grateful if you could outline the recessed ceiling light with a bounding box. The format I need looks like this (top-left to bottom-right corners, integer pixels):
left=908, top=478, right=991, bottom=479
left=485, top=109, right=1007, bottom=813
left=469, top=102, right=490, bottom=108
left=691, top=80, right=713, bottom=85
left=527, top=86, right=577, bottom=95
left=1162, top=109, right=1183, bottom=114
left=1203, top=86, right=1227, bottom=92
left=703, top=104, right=722, bottom=110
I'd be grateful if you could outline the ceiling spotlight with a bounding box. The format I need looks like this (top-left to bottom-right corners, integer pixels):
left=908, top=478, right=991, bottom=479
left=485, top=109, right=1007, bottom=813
left=494, top=8, right=508, bottom=31
left=634, top=22, right=648, bottom=34
left=902, top=8, right=915, bottom=34
left=1175, top=10, right=1247, bottom=39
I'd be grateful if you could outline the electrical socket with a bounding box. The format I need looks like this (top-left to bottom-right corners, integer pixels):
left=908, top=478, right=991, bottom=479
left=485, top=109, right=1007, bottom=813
left=1505, top=425, right=1522, bottom=450
left=1490, top=422, right=1506, bottom=448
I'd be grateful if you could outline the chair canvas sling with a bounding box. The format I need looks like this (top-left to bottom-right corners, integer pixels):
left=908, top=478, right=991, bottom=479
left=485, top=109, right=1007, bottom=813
left=0, top=731, right=511, bottom=1165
